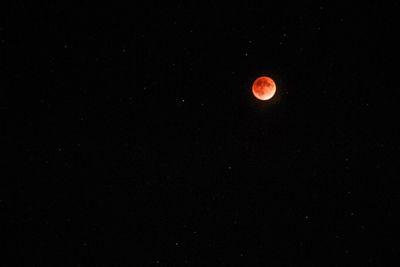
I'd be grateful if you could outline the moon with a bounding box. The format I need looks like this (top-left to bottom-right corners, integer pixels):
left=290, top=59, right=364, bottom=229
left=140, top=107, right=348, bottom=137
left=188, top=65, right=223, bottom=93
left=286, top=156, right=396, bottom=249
left=252, top=76, right=276, bottom=101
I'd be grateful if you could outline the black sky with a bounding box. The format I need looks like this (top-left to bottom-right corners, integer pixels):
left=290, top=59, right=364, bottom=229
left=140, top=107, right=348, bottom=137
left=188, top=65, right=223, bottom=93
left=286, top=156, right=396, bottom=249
left=6, top=2, right=400, bottom=266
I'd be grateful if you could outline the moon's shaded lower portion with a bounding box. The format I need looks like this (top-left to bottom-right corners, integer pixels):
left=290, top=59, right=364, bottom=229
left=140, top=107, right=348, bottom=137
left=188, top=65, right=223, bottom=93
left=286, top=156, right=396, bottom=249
left=252, top=76, right=276, bottom=101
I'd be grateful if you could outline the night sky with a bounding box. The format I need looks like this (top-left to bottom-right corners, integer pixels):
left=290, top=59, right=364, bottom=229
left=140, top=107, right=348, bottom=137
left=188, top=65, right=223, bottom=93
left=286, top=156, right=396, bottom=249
left=7, top=2, right=400, bottom=266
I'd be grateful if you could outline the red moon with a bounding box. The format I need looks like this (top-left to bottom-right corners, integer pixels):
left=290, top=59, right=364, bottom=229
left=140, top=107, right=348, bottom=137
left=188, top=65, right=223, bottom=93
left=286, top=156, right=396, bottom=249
left=252, top=76, right=276, bottom=101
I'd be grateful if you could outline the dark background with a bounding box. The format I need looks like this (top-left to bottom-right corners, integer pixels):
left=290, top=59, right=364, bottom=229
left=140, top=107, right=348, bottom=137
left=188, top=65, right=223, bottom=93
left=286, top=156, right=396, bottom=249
left=4, top=2, right=400, bottom=266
